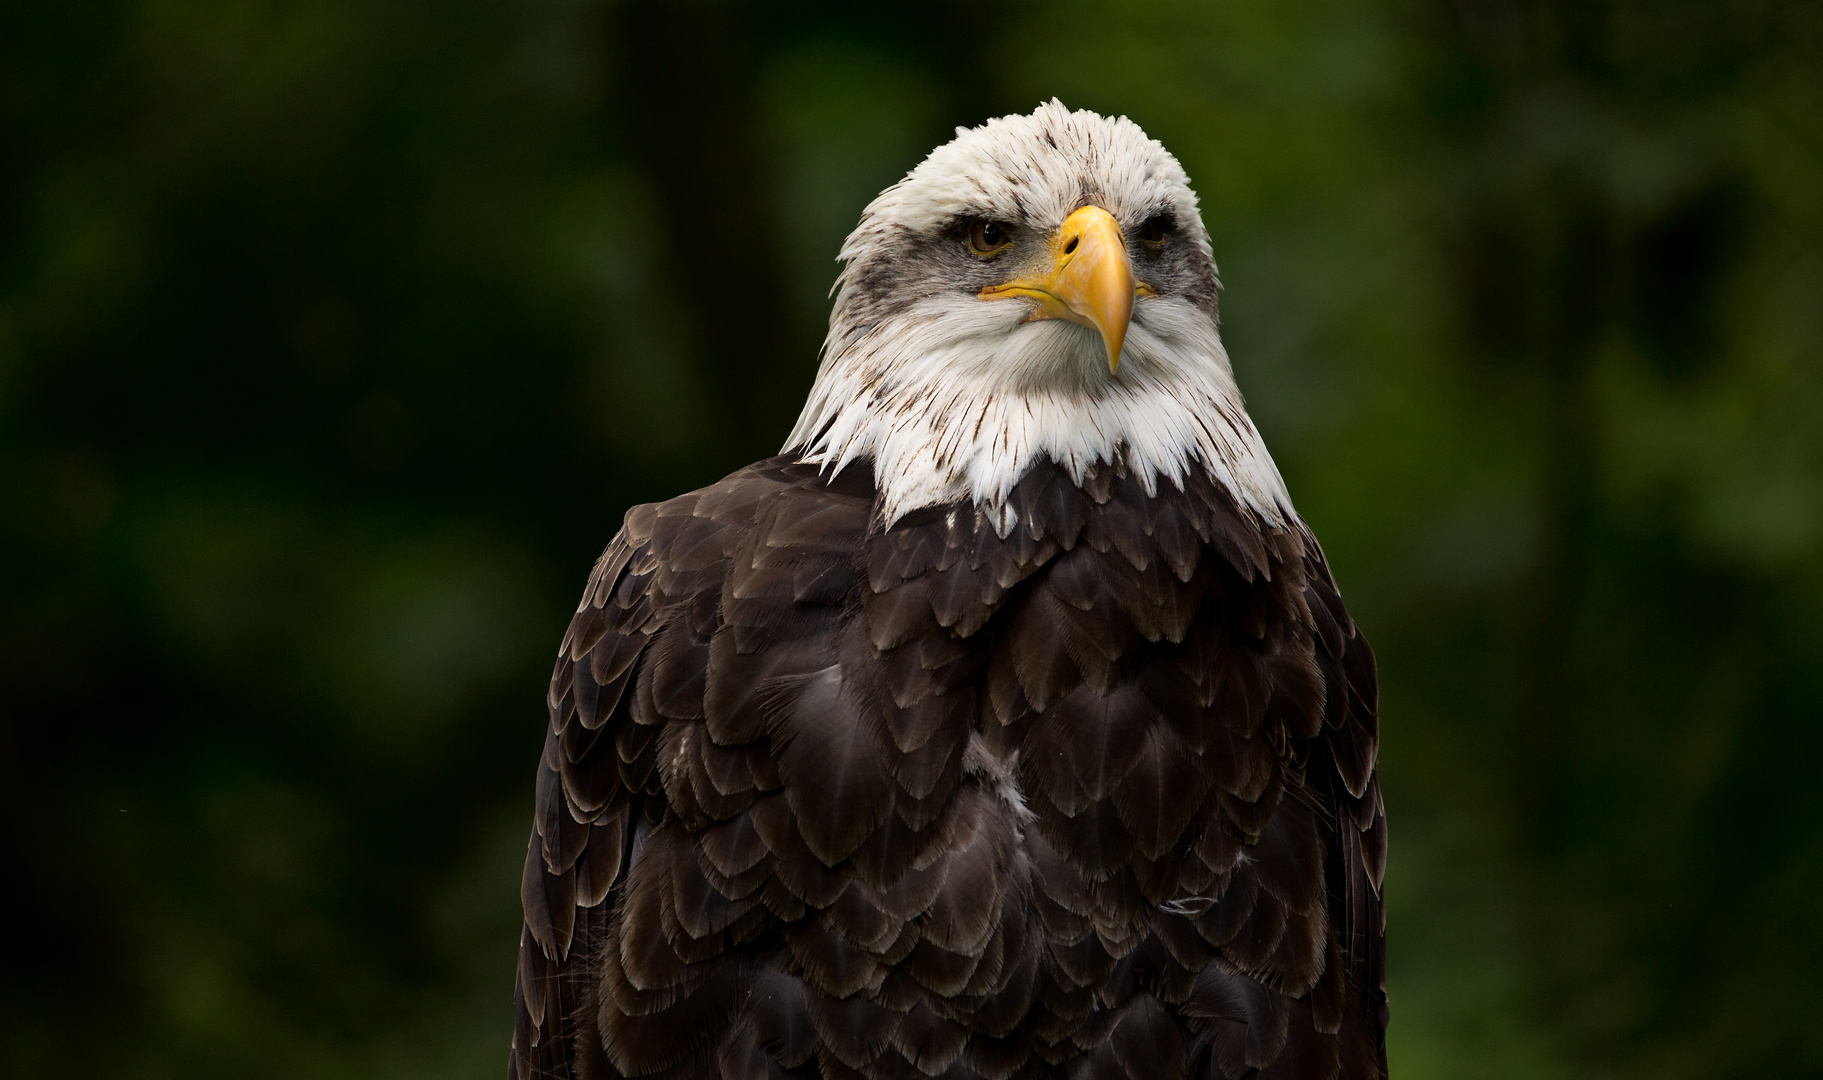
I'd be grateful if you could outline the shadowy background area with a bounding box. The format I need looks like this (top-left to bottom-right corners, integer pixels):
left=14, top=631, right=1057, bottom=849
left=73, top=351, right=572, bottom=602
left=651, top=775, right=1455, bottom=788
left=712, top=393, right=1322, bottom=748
left=3, top=0, right=1820, bottom=1076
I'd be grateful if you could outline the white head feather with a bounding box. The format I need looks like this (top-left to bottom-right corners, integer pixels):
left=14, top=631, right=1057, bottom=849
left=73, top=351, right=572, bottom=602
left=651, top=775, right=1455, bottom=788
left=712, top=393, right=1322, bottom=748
left=784, top=100, right=1296, bottom=531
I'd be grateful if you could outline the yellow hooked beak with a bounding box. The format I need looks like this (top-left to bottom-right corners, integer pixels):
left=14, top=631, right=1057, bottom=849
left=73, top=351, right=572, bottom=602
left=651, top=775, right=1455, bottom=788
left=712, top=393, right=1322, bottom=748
left=978, top=205, right=1153, bottom=374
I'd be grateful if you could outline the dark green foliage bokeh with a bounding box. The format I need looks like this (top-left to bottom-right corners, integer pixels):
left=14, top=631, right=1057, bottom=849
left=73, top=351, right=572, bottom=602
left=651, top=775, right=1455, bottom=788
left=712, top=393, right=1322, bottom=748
left=3, top=1, right=1820, bottom=1076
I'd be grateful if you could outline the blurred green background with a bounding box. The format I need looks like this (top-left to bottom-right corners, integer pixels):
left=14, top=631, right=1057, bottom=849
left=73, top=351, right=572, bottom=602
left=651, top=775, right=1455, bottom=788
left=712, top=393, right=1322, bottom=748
left=3, top=1, right=1821, bottom=1077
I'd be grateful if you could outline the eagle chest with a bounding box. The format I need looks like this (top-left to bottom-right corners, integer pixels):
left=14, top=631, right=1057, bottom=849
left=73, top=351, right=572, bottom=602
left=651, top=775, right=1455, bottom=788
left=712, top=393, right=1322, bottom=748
left=520, top=457, right=1383, bottom=1079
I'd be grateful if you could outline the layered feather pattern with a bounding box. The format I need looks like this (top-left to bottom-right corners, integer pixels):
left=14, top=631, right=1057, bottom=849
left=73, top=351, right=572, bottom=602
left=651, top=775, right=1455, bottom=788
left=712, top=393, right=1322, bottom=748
left=510, top=455, right=1386, bottom=1080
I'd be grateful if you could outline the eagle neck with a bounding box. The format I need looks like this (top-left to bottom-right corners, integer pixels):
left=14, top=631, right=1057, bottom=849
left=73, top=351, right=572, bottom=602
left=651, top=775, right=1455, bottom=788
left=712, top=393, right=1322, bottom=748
left=785, top=315, right=1298, bottom=533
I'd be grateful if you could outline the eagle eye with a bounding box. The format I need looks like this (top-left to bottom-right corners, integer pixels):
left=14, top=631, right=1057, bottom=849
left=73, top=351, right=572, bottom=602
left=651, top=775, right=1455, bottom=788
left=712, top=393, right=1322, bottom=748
left=1139, top=215, right=1172, bottom=245
left=968, top=220, right=1014, bottom=255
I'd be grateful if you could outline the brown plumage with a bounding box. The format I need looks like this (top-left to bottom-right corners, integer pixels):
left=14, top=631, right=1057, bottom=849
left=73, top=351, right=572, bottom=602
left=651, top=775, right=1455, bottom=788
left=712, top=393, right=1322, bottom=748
left=510, top=454, right=1386, bottom=1080
left=511, top=100, right=1387, bottom=1079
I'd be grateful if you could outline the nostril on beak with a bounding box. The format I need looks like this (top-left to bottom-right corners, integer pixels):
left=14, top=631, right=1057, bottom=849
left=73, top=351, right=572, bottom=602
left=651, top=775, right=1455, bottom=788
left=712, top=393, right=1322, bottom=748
left=1063, top=236, right=1079, bottom=255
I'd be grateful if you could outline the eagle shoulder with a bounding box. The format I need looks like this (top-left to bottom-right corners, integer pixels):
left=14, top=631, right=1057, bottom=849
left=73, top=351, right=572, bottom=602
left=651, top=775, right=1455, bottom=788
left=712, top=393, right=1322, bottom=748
left=512, top=457, right=872, bottom=1079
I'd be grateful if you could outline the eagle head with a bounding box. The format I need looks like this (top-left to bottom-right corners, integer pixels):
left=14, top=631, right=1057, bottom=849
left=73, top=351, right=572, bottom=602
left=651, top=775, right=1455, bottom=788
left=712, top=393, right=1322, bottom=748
left=786, top=100, right=1294, bottom=531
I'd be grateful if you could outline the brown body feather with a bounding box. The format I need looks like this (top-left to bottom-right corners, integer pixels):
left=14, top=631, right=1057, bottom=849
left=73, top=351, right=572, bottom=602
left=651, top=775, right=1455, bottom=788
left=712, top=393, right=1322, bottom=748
left=510, top=455, right=1387, bottom=1080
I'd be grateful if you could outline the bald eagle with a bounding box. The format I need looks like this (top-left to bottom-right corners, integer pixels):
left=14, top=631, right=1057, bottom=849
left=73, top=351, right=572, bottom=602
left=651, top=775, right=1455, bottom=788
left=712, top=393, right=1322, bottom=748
left=511, top=102, right=1387, bottom=1080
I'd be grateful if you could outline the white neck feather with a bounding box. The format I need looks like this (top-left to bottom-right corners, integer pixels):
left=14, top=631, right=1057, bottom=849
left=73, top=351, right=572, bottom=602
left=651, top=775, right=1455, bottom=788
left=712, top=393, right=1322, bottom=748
left=784, top=291, right=1297, bottom=532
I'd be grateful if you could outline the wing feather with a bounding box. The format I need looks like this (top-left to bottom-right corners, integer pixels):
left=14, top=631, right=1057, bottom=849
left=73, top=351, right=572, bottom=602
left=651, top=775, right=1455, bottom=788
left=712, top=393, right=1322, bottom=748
left=511, top=457, right=1385, bottom=1080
